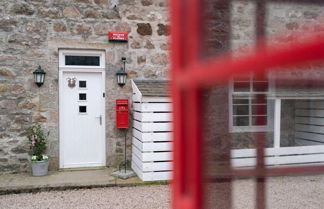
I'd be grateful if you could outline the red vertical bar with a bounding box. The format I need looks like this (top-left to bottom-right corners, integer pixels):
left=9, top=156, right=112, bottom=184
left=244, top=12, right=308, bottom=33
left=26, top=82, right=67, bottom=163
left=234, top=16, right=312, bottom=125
left=254, top=74, right=267, bottom=209
left=170, top=0, right=188, bottom=208
left=186, top=0, right=202, bottom=62
left=170, top=0, right=203, bottom=209
left=186, top=88, right=203, bottom=209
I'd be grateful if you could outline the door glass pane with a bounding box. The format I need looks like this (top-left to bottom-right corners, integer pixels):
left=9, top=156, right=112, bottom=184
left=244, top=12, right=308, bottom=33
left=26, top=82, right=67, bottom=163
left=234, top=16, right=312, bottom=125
left=65, top=56, right=100, bottom=66
left=79, top=81, right=86, bottom=88
left=79, top=106, right=87, bottom=113
left=79, top=93, right=87, bottom=101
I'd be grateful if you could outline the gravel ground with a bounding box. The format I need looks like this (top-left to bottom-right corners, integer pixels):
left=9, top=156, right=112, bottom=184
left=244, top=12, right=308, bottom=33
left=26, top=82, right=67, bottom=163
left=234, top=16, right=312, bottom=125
left=0, top=175, right=323, bottom=209
left=232, top=175, right=324, bottom=209
left=0, top=185, right=170, bottom=209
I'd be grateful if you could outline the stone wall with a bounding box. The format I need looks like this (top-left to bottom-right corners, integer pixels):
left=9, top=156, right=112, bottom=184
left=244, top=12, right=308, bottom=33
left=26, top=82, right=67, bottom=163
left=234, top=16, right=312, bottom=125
left=0, top=0, right=169, bottom=173
left=2, top=0, right=324, bottom=174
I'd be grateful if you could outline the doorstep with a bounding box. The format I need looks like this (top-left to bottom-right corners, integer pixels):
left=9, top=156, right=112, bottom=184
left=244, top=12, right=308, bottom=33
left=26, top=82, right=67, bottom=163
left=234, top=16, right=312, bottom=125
left=0, top=167, right=150, bottom=195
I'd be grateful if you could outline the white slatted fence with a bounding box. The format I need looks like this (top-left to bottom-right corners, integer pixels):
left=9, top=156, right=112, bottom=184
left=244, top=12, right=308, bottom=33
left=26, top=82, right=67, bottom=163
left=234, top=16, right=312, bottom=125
left=131, top=80, right=172, bottom=181
left=295, top=100, right=324, bottom=145
left=231, top=145, right=324, bottom=167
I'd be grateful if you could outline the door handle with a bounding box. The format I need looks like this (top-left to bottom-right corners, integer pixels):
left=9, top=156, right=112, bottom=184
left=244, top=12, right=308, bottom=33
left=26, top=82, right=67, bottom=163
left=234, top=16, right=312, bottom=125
left=96, top=115, right=102, bottom=125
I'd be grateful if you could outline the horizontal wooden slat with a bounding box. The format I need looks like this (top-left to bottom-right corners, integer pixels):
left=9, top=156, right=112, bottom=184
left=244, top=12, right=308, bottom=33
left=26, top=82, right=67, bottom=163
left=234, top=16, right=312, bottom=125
left=132, top=145, right=172, bottom=161
left=132, top=154, right=172, bottom=171
left=296, top=117, right=324, bottom=126
left=133, top=129, right=172, bottom=142
left=232, top=153, right=324, bottom=167
left=295, top=101, right=324, bottom=109
left=142, top=171, right=171, bottom=181
left=295, top=131, right=324, bottom=143
left=295, top=109, right=324, bottom=117
left=133, top=120, right=172, bottom=132
left=132, top=159, right=172, bottom=181
left=133, top=103, right=171, bottom=112
left=232, top=145, right=324, bottom=158
left=296, top=138, right=324, bottom=146
left=142, top=97, right=171, bottom=103
left=295, top=124, right=324, bottom=134
left=133, top=137, right=172, bottom=151
left=134, top=112, right=172, bottom=122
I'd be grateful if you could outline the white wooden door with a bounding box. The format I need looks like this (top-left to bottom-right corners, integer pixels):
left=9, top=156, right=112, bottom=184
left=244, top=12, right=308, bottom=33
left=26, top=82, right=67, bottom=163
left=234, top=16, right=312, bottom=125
left=60, top=71, right=105, bottom=168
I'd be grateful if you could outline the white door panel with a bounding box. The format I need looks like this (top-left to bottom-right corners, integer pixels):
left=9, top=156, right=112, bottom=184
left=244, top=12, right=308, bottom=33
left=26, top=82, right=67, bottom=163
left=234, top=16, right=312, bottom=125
left=61, top=72, right=105, bottom=168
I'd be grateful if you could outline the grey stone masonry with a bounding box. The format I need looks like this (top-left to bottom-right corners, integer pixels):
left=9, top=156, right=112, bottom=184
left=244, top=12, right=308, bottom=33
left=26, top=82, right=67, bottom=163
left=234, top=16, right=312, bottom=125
left=0, top=0, right=170, bottom=174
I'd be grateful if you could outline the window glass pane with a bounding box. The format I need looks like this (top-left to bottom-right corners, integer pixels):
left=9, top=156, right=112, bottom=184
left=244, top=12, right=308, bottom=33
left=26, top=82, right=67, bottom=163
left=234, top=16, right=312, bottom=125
left=252, top=116, right=267, bottom=126
left=252, top=76, right=267, bottom=82
left=233, top=116, right=249, bottom=126
left=79, top=81, right=86, bottom=88
left=79, top=93, right=86, bottom=100
left=252, top=105, right=267, bottom=115
left=233, top=105, right=249, bottom=115
left=65, top=56, right=100, bottom=66
left=252, top=81, right=268, bottom=92
left=233, top=81, right=250, bottom=92
left=252, top=97, right=267, bottom=104
left=233, top=75, right=250, bottom=81
left=79, top=106, right=87, bottom=113
left=233, top=98, right=249, bottom=104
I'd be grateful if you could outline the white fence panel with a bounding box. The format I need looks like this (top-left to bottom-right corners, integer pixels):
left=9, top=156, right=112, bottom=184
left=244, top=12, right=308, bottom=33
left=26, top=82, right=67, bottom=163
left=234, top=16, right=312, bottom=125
left=133, top=137, right=172, bottom=151
left=133, top=146, right=172, bottom=161
left=134, top=112, right=172, bottom=122
left=133, top=120, right=172, bottom=132
left=231, top=145, right=324, bottom=167
left=133, top=129, right=171, bottom=142
left=133, top=103, right=171, bottom=112
left=296, top=117, right=324, bottom=126
left=131, top=91, right=173, bottom=181
left=295, top=109, right=324, bottom=117
left=132, top=154, right=172, bottom=171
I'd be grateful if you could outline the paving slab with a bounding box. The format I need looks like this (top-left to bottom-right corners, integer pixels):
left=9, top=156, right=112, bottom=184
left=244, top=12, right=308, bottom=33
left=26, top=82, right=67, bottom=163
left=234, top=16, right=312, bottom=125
left=0, top=167, right=151, bottom=194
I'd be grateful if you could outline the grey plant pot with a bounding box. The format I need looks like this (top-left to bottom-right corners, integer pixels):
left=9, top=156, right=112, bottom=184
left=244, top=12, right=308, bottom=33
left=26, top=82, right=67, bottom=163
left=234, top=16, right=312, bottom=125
left=31, top=160, right=49, bottom=176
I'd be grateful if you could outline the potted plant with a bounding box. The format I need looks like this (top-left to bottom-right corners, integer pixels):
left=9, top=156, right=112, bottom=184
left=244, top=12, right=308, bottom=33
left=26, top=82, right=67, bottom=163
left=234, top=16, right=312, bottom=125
left=26, top=125, right=50, bottom=176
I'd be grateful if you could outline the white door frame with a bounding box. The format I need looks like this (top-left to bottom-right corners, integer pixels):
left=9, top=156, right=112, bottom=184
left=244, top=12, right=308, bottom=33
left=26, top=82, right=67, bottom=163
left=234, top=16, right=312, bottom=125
left=58, top=49, right=106, bottom=169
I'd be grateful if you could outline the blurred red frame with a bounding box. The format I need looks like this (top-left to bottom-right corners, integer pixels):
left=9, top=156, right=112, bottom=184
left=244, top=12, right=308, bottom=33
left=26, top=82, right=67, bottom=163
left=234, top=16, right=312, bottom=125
left=170, top=1, right=324, bottom=209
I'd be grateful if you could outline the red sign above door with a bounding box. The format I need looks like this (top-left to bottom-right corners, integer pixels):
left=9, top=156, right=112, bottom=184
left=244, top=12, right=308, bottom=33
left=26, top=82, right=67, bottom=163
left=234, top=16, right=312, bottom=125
left=108, top=31, right=128, bottom=42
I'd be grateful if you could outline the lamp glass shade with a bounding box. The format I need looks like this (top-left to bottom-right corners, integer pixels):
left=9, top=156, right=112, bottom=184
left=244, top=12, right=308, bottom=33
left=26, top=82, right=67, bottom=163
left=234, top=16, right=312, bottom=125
left=33, top=66, right=46, bottom=87
left=116, top=68, right=127, bottom=86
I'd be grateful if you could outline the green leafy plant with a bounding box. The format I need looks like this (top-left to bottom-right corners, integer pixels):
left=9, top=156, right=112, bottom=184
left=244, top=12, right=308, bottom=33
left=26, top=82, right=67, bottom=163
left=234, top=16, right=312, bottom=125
left=26, top=125, right=49, bottom=162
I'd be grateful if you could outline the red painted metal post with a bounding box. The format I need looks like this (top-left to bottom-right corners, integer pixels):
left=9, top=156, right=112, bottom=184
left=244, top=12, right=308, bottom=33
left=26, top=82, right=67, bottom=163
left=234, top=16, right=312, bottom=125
left=170, top=0, right=204, bottom=208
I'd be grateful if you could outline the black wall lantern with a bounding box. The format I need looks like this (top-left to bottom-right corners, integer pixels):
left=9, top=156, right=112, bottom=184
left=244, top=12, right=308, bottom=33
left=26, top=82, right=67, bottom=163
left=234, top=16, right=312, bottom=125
left=33, top=65, right=46, bottom=87
left=116, top=57, right=127, bottom=87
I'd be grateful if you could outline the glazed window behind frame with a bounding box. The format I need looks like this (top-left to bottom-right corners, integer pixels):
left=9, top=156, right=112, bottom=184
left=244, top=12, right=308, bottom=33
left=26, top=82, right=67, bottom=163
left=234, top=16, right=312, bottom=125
left=230, top=75, right=272, bottom=132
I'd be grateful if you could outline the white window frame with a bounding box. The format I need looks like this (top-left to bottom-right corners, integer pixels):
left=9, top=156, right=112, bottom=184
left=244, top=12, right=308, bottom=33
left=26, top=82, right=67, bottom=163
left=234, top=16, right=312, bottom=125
left=229, top=75, right=274, bottom=133
left=59, top=50, right=105, bottom=69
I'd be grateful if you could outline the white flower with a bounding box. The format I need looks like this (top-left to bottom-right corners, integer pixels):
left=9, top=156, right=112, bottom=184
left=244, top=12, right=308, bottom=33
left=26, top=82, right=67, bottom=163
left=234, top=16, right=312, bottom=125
left=42, top=155, right=49, bottom=161
left=31, top=156, right=37, bottom=161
